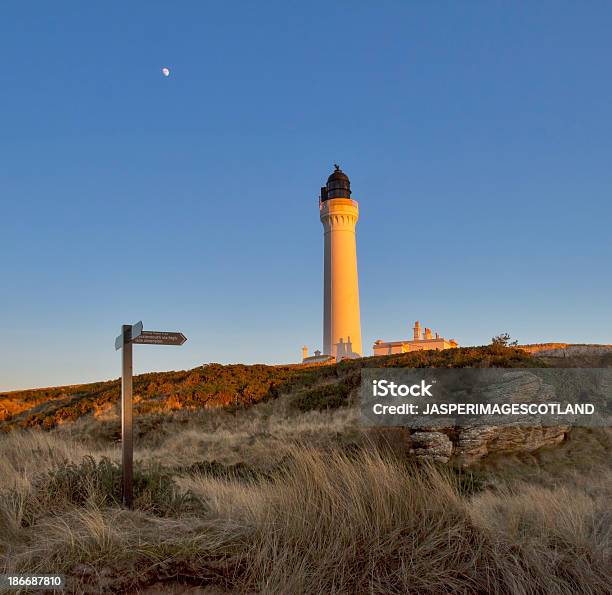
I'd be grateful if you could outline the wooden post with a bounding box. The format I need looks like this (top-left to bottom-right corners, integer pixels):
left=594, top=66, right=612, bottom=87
left=115, top=320, right=184, bottom=508
left=121, top=324, right=134, bottom=508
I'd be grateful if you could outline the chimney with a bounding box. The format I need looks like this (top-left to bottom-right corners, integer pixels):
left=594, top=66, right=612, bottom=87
left=413, top=321, right=421, bottom=341
left=425, top=328, right=432, bottom=340
left=435, top=332, right=440, bottom=339
left=302, top=346, right=308, bottom=360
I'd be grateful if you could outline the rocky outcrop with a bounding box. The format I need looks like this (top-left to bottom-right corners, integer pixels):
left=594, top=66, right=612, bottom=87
left=452, top=425, right=568, bottom=465
left=521, top=343, right=612, bottom=354
left=403, top=425, right=569, bottom=465
left=521, top=343, right=612, bottom=363
left=410, top=431, right=453, bottom=462
left=404, top=365, right=609, bottom=465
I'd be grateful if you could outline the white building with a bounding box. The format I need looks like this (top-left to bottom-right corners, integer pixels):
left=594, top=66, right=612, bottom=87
left=373, top=321, right=458, bottom=356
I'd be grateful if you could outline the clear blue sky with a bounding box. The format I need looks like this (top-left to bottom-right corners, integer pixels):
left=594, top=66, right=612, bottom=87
left=2, top=2, right=611, bottom=391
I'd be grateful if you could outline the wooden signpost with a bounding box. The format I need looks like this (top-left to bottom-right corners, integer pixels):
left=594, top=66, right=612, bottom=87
left=115, top=321, right=187, bottom=508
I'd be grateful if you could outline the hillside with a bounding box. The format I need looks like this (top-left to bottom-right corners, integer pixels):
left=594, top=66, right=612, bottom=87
left=1, top=344, right=611, bottom=592
left=1, top=345, right=542, bottom=432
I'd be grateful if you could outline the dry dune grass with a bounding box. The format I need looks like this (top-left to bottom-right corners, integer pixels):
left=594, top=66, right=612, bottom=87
left=179, top=447, right=611, bottom=594
left=180, top=448, right=495, bottom=593
left=1, top=423, right=610, bottom=594
left=54, top=395, right=363, bottom=470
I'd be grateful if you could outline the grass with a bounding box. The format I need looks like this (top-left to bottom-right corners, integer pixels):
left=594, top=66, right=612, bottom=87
left=0, top=418, right=610, bottom=593
left=0, top=346, right=610, bottom=592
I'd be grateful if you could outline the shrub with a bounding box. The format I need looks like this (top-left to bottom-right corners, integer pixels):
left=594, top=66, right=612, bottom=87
left=292, top=381, right=352, bottom=411
left=25, top=456, right=193, bottom=521
left=1, top=345, right=544, bottom=431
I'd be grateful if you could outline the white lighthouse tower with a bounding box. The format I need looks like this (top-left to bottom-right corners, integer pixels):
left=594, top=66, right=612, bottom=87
left=320, top=165, right=362, bottom=359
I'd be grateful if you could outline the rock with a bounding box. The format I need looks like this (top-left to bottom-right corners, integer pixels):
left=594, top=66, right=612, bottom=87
left=454, top=425, right=568, bottom=465
left=410, top=431, right=453, bottom=463
left=521, top=343, right=612, bottom=367
left=481, top=371, right=556, bottom=404
left=403, top=367, right=603, bottom=464
left=406, top=425, right=569, bottom=466
left=529, top=344, right=612, bottom=358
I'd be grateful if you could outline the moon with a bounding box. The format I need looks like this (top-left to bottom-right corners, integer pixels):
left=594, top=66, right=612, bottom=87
left=162, top=67, right=170, bottom=77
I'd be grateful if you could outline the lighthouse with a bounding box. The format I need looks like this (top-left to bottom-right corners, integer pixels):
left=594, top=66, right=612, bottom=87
left=320, top=165, right=362, bottom=359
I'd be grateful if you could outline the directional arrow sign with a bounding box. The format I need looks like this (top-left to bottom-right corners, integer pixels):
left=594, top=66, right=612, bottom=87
left=132, top=331, right=187, bottom=346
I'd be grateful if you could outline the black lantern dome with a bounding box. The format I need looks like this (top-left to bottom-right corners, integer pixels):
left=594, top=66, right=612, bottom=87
left=320, top=164, right=351, bottom=202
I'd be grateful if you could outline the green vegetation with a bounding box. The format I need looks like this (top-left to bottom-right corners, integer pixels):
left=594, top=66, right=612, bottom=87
left=292, top=379, right=353, bottom=411
left=491, top=332, right=519, bottom=347
left=1, top=345, right=541, bottom=431
left=31, top=456, right=192, bottom=518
